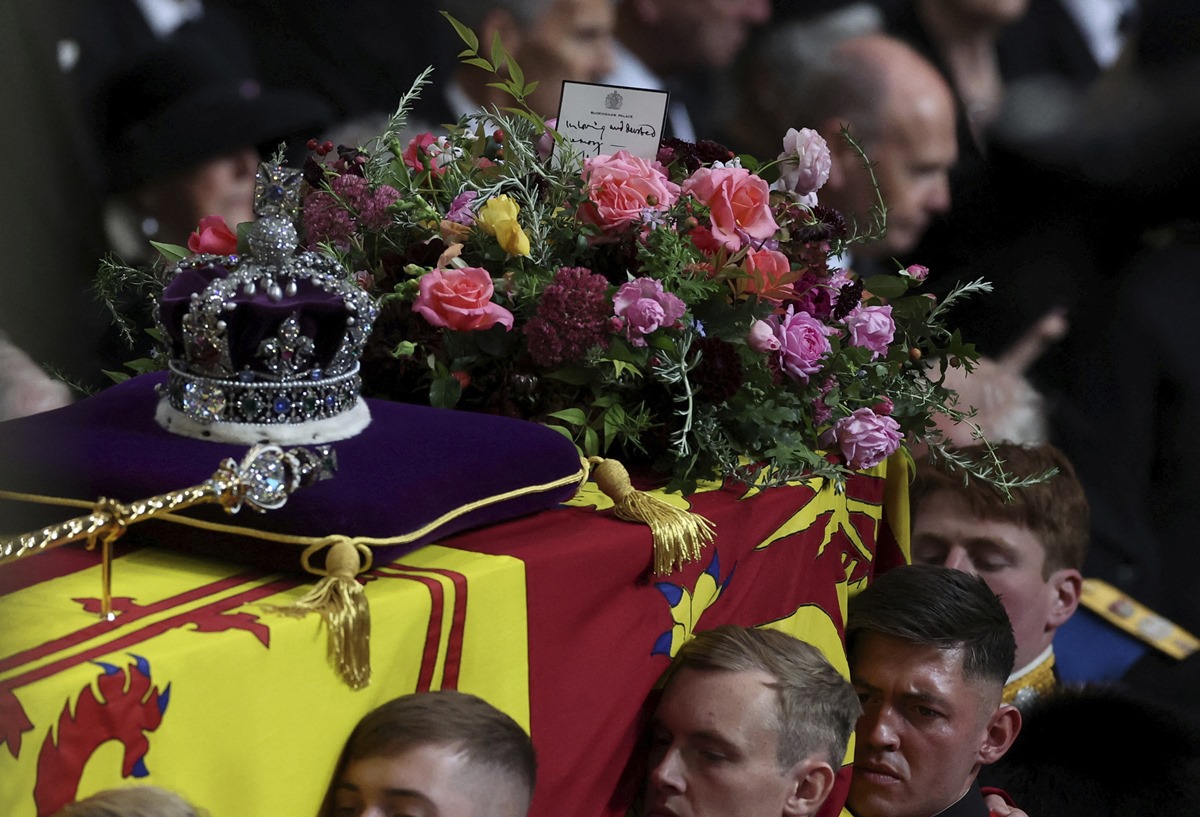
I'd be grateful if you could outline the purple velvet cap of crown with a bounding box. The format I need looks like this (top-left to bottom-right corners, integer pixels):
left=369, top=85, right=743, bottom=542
left=159, top=260, right=353, bottom=377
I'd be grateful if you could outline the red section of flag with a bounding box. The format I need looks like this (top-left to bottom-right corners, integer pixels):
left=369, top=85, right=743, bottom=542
left=447, top=472, right=892, bottom=817
left=370, top=564, right=469, bottom=691
left=33, top=659, right=167, bottom=816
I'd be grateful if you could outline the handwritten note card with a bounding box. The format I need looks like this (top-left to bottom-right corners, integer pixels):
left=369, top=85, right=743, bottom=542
left=555, top=81, right=669, bottom=160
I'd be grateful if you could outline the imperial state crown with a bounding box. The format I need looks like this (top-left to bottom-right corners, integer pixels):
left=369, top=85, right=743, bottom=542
left=155, top=164, right=378, bottom=444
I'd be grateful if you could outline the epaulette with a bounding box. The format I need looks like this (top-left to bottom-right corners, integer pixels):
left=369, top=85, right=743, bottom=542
left=1003, top=650, right=1057, bottom=708
left=1079, top=578, right=1199, bottom=660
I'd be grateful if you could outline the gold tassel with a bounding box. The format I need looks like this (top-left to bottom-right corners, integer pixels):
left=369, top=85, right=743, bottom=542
left=263, top=537, right=372, bottom=689
left=588, top=457, right=715, bottom=575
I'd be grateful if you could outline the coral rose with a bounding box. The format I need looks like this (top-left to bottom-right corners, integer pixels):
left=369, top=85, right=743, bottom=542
left=413, top=267, right=515, bottom=332
left=821, top=407, right=902, bottom=470
left=741, top=248, right=799, bottom=303
left=682, top=165, right=778, bottom=251
left=187, top=215, right=238, bottom=255
left=581, top=150, right=680, bottom=234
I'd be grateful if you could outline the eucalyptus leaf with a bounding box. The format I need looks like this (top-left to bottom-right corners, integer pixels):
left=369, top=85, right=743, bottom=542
left=465, top=57, right=496, bottom=72
left=102, top=369, right=131, bottom=384
left=441, top=11, right=479, bottom=52
left=548, top=408, right=588, bottom=427
left=430, top=375, right=462, bottom=409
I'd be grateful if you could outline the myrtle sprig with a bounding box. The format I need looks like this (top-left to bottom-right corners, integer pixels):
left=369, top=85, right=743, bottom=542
left=364, top=65, right=435, bottom=179
left=93, top=255, right=169, bottom=349
left=926, top=440, right=1060, bottom=501
left=652, top=328, right=700, bottom=459
left=927, top=277, right=994, bottom=329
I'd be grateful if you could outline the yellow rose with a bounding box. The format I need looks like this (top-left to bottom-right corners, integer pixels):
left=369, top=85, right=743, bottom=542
left=476, top=195, right=531, bottom=257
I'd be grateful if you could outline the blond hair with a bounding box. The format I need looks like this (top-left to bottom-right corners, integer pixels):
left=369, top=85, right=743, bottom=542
left=51, top=786, right=205, bottom=817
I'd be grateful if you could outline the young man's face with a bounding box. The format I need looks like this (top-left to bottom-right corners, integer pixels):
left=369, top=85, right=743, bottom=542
left=331, top=742, right=526, bottom=817
left=645, top=667, right=800, bottom=817
left=847, top=634, right=999, bottom=817
left=911, top=490, right=1075, bottom=670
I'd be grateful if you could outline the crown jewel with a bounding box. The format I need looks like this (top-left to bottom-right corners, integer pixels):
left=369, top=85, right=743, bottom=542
left=155, top=165, right=378, bottom=444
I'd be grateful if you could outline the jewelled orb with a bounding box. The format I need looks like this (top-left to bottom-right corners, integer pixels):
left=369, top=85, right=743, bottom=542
left=247, top=216, right=299, bottom=266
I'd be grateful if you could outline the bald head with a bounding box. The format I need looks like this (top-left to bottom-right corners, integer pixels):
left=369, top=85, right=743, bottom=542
left=822, top=33, right=956, bottom=146
left=806, top=33, right=958, bottom=260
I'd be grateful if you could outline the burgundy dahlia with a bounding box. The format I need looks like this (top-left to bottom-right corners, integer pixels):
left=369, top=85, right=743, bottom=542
left=524, top=267, right=612, bottom=367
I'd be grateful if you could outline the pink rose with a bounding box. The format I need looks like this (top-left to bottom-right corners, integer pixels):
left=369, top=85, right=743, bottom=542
left=821, top=407, right=902, bottom=470
left=187, top=215, right=238, bottom=255
left=612, top=278, right=686, bottom=346
left=776, top=127, right=831, bottom=197
left=748, top=319, right=780, bottom=353
left=682, top=166, right=778, bottom=251
left=581, top=150, right=680, bottom=234
left=413, top=267, right=515, bottom=332
left=404, top=132, right=454, bottom=177
left=741, top=248, right=798, bottom=303
left=769, top=307, right=833, bottom=382
left=537, top=119, right=558, bottom=160
left=903, top=263, right=930, bottom=281
left=844, top=304, right=895, bottom=360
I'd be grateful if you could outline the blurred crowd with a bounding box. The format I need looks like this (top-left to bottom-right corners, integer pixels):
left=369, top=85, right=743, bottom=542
left=17, top=0, right=1194, bottom=628
left=2, top=0, right=1195, bottom=640
left=5, top=1, right=1200, bottom=814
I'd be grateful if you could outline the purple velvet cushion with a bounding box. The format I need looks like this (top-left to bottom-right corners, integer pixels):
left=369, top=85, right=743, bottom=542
left=0, top=372, right=585, bottom=571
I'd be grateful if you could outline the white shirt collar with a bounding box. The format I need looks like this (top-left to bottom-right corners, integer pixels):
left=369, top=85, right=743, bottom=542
left=1007, top=643, right=1055, bottom=685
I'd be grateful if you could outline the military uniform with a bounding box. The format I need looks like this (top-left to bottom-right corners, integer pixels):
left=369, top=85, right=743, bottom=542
left=1003, top=578, right=1200, bottom=718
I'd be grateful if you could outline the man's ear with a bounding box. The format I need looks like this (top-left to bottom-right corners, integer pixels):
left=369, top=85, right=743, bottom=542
left=978, top=703, right=1021, bottom=765
left=783, top=758, right=836, bottom=817
left=1047, top=568, right=1083, bottom=629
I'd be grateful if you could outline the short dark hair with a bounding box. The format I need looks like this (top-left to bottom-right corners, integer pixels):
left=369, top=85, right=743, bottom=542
left=665, top=625, right=862, bottom=769
left=319, top=690, right=536, bottom=816
left=846, top=565, right=1016, bottom=686
left=911, top=442, right=1090, bottom=576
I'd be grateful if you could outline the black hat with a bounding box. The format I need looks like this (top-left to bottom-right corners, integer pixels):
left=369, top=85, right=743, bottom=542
left=95, top=37, right=333, bottom=194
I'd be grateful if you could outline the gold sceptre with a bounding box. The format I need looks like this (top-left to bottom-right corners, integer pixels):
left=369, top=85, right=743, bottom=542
left=0, top=444, right=335, bottom=620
